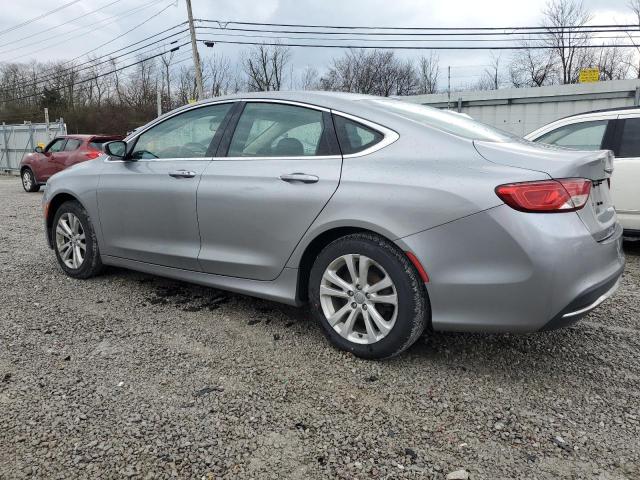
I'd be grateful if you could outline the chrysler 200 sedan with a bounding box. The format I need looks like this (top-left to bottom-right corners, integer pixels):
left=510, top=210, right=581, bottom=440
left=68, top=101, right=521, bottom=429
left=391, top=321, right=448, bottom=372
left=42, top=91, right=625, bottom=359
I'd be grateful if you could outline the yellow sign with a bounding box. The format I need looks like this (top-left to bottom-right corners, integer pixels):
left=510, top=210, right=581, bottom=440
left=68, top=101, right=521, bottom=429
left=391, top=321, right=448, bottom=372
left=188, top=99, right=197, bottom=104
left=579, top=68, right=600, bottom=83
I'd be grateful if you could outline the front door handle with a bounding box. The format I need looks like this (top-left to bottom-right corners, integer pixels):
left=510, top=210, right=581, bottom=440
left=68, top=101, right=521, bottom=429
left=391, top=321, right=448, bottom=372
left=279, top=173, right=319, bottom=184
left=169, top=170, right=196, bottom=179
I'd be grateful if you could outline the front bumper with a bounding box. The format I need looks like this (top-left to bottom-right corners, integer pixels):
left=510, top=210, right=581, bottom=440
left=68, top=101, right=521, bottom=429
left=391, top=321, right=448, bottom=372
left=396, top=205, right=625, bottom=333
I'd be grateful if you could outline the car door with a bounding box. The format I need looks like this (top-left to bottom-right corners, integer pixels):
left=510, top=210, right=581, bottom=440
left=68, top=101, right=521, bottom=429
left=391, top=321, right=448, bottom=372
left=610, top=114, right=640, bottom=231
left=52, top=138, right=82, bottom=173
left=38, top=138, right=67, bottom=180
left=197, top=100, right=342, bottom=280
left=97, top=102, right=234, bottom=270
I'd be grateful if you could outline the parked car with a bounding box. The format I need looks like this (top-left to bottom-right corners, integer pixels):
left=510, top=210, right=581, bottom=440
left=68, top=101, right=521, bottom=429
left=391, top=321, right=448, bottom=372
left=20, top=134, right=122, bottom=192
left=525, top=107, right=640, bottom=237
left=42, top=92, right=624, bottom=359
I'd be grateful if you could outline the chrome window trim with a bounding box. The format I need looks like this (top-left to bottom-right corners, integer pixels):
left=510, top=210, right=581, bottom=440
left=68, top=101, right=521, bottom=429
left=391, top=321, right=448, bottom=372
left=116, top=97, right=398, bottom=162
left=331, top=110, right=400, bottom=158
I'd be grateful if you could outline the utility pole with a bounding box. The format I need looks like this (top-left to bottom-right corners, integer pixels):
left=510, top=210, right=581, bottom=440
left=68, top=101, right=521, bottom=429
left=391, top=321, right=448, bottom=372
left=447, top=66, right=451, bottom=110
left=185, top=0, right=203, bottom=100
left=156, top=78, right=162, bottom=117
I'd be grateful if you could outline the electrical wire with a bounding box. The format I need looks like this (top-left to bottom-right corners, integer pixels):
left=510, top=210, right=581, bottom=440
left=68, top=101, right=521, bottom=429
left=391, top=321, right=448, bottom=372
left=0, top=0, right=125, bottom=51
left=0, top=0, right=170, bottom=61
left=0, top=0, right=82, bottom=37
left=199, top=38, right=640, bottom=50
left=198, top=19, right=640, bottom=32
left=3, top=41, right=189, bottom=103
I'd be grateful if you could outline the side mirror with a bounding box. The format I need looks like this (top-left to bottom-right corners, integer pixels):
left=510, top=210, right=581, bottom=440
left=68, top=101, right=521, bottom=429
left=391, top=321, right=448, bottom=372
left=104, top=141, right=128, bottom=159
left=35, top=146, right=44, bottom=154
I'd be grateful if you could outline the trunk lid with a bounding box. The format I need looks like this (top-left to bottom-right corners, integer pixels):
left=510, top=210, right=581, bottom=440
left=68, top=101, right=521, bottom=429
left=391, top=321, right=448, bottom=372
left=474, top=139, right=617, bottom=242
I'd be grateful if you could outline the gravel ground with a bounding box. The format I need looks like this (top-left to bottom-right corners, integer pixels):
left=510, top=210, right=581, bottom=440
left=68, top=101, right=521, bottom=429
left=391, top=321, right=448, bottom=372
left=0, top=175, right=638, bottom=480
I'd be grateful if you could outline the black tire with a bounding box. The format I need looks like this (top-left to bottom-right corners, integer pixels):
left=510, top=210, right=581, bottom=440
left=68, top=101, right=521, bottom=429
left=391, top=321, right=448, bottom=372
left=21, top=169, right=40, bottom=192
left=309, top=233, right=429, bottom=360
left=52, top=201, right=103, bottom=279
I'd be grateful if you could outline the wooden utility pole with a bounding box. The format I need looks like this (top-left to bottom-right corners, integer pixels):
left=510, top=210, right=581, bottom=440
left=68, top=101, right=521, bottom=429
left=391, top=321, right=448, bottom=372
left=185, top=0, right=203, bottom=100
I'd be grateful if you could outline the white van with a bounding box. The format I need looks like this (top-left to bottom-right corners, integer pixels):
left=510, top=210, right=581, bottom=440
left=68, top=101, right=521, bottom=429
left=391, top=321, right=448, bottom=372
left=526, top=107, right=640, bottom=237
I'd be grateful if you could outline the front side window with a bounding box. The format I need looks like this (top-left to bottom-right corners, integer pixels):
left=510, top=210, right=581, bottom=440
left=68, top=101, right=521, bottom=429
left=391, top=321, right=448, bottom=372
left=131, top=103, right=232, bottom=159
left=46, top=138, right=66, bottom=153
left=617, top=118, right=640, bottom=158
left=333, top=116, right=384, bottom=155
left=535, top=120, right=608, bottom=150
left=63, top=139, right=82, bottom=151
left=228, top=103, right=328, bottom=157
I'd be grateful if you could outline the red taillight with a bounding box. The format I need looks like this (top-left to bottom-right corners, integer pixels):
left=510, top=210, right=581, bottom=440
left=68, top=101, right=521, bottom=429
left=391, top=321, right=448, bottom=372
left=84, top=151, right=101, bottom=159
left=495, top=178, right=591, bottom=213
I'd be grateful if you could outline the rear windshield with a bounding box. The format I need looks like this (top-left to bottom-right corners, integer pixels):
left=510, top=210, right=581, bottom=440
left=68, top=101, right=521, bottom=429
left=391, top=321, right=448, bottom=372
left=364, top=99, right=515, bottom=142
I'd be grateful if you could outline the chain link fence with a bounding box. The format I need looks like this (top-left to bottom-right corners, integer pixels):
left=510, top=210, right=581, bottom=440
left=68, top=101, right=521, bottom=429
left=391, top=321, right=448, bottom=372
left=0, top=120, right=67, bottom=173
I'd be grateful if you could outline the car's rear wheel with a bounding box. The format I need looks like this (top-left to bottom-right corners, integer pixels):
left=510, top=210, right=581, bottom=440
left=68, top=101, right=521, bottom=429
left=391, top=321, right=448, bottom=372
left=309, top=233, right=429, bottom=359
left=21, top=169, right=39, bottom=192
left=53, top=201, right=103, bottom=279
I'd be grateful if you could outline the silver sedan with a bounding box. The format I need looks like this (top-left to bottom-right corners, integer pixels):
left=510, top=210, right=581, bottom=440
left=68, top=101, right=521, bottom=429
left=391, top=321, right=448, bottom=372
left=42, top=91, right=625, bottom=359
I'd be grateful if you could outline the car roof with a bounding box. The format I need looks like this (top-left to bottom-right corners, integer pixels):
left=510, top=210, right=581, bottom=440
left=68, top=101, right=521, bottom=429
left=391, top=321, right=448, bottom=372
left=564, top=105, right=640, bottom=119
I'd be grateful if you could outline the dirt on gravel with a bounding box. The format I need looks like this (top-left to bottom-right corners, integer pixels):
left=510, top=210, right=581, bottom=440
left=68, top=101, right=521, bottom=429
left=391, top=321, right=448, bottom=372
left=0, top=175, right=638, bottom=479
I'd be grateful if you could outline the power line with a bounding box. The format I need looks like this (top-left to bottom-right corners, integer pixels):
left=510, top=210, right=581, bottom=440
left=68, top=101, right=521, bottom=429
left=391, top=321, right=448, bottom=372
left=0, top=0, right=169, bottom=62
left=199, top=19, right=640, bottom=32
left=0, top=33, right=190, bottom=95
left=196, top=23, right=640, bottom=37
left=196, top=28, right=640, bottom=44
left=0, top=0, right=82, bottom=37
left=2, top=42, right=189, bottom=104
left=200, top=38, right=640, bottom=50
left=0, top=0, right=125, bottom=51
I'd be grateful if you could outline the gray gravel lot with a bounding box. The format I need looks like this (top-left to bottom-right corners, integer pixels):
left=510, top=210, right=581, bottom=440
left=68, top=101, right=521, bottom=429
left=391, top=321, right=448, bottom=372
left=0, top=175, right=638, bottom=479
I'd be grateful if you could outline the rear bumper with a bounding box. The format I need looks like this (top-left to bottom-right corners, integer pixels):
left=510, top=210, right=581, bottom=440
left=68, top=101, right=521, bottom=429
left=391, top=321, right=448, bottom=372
left=396, top=205, right=625, bottom=333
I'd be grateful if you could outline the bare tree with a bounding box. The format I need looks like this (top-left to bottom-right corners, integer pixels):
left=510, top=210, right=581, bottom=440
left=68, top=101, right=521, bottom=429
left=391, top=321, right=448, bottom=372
left=625, top=0, right=640, bottom=77
left=298, top=66, right=320, bottom=90
left=417, top=52, right=439, bottom=94
left=243, top=44, right=291, bottom=91
left=205, top=53, right=232, bottom=97
left=476, top=53, right=503, bottom=90
left=320, top=49, right=417, bottom=96
left=596, top=44, right=631, bottom=80
left=509, top=42, right=556, bottom=87
left=542, top=0, right=592, bottom=84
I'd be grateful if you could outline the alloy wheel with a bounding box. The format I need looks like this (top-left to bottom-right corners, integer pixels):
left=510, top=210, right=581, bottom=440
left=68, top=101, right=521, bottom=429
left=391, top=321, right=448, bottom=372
left=22, top=171, right=32, bottom=190
left=55, top=212, right=86, bottom=269
left=319, top=254, right=398, bottom=344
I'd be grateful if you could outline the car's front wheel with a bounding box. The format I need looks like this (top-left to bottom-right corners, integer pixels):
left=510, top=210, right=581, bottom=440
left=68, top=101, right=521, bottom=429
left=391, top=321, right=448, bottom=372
left=309, top=233, right=429, bottom=359
left=53, top=201, right=103, bottom=279
left=21, top=169, right=40, bottom=192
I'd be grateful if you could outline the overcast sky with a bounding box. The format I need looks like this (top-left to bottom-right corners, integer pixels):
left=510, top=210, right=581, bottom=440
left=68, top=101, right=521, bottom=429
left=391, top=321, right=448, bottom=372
left=0, top=0, right=636, bottom=90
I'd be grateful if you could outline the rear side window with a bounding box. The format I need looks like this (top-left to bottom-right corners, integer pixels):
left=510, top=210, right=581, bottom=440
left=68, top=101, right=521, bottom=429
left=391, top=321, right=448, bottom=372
left=617, top=118, right=640, bottom=158
left=228, top=103, right=329, bottom=157
left=89, top=140, right=109, bottom=150
left=535, top=120, right=608, bottom=150
left=64, top=139, right=82, bottom=151
left=333, top=116, right=384, bottom=155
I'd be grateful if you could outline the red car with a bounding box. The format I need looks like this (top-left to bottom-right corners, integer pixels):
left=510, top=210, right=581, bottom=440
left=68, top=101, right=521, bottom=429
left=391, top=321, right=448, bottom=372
left=20, top=134, right=122, bottom=192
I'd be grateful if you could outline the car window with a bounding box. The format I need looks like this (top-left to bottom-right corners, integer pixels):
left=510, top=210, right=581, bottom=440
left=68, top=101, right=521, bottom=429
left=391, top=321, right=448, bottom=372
left=131, top=103, right=232, bottom=159
left=333, top=116, right=384, bottom=155
left=617, top=118, right=640, bottom=158
left=89, top=140, right=109, bottom=150
left=228, top=103, right=328, bottom=157
left=46, top=138, right=66, bottom=153
left=535, top=120, right=608, bottom=150
left=63, top=139, right=82, bottom=151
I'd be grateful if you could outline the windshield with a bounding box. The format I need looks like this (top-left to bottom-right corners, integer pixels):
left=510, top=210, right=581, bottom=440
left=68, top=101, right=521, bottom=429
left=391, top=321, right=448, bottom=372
left=364, top=98, right=516, bottom=142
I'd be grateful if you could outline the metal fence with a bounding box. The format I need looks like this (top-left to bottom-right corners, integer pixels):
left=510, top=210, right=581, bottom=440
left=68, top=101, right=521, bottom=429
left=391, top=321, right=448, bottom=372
left=0, top=120, right=67, bottom=173
left=399, top=78, right=640, bottom=136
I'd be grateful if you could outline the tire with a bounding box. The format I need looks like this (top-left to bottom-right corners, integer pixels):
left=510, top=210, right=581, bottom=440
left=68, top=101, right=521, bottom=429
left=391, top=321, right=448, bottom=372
left=309, top=233, right=429, bottom=359
left=52, top=201, right=103, bottom=279
left=21, top=169, right=40, bottom=192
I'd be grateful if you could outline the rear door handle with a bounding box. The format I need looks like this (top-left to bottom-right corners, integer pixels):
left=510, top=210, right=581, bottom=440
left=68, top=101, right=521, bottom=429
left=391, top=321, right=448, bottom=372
left=279, top=173, right=319, bottom=184
left=169, top=170, right=196, bottom=179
